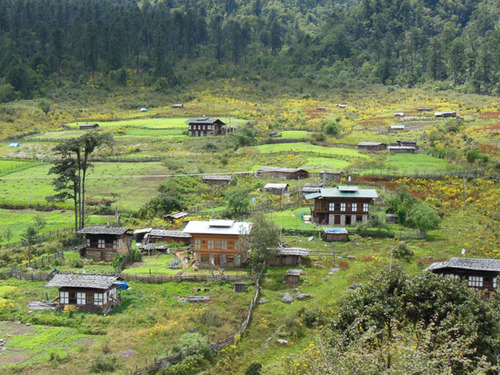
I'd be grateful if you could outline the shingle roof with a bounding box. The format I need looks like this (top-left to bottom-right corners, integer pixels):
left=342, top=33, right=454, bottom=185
left=270, top=248, right=310, bottom=256
left=77, top=226, right=130, bottom=235
left=165, top=212, right=189, bottom=219
left=186, top=117, right=225, bottom=125
left=183, top=220, right=252, bottom=235
left=265, top=183, right=289, bottom=189
left=426, top=257, right=500, bottom=273
left=286, top=269, right=303, bottom=276
left=258, top=167, right=307, bottom=173
left=46, top=274, right=117, bottom=289
left=358, top=142, right=385, bottom=146
left=304, top=187, right=378, bottom=200
left=203, top=175, right=232, bottom=181
left=150, top=229, right=191, bottom=238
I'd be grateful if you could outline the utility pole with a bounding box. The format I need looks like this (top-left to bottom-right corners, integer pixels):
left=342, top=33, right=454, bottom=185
left=29, top=174, right=33, bottom=206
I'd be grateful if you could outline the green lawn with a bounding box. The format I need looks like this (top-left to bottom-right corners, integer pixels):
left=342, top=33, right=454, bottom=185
left=122, top=253, right=180, bottom=275
left=279, top=130, right=310, bottom=139
left=384, top=153, right=462, bottom=173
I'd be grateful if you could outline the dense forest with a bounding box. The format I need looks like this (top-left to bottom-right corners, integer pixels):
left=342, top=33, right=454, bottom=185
left=0, top=0, right=499, bottom=101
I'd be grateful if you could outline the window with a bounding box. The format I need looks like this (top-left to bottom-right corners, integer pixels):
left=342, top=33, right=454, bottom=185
left=363, top=203, right=369, bottom=212
left=208, top=240, right=214, bottom=250
left=207, top=125, right=211, bottom=130
left=60, top=291, right=69, bottom=304
left=94, top=293, right=104, bottom=306
left=328, top=203, right=335, bottom=211
left=493, top=277, right=498, bottom=289
left=98, top=239, right=105, bottom=249
left=340, top=203, right=346, bottom=212
left=221, top=240, right=227, bottom=250
left=214, top=241, right=221, bottom=249
left=113, top=240, right=117, bottom=249
left=468, top=276, right=483, bottom=287
left=86, top=239, right=90, bottom=247
left=226, top=256, right=234, bottom=264
left=76, top=292, right=86, bottom=305
left=352, top=203, right=357, bottom=212
left=194, top=239, right=201, bottom=249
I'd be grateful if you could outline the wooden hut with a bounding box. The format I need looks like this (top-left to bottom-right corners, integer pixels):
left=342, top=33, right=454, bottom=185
left=322, top=228, right=349, bottom=242
left=268, top=248, right=310, bottom=266
left=264, top=183, right=289, bottom=195
left=78, top=226, right=132, bottom=262
left=319, top=171, right=344, bottom=182
left=164, top=211, right=189, bottom=223
left=234, top=282, right=247, bottom=293
left=203, top=175, right=232, bottom=186
left=79, top=123, right=99, bottom=130
left=186, top=117, right=227, bottom=137
left=46, top=274, right=120, bottom=314
left=357, top=142, right=387, bottom=151
left=301, top=183, right=324, bottom=195
left=286, top=269, right=302, bottom=284
left=389, top=124, right=406, bottom=133
left=256, top=167, right=309, bottom=180
left=386, top=214, right=398, bottom=224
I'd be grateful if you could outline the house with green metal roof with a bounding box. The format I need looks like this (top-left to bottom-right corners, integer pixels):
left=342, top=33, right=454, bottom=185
left=304, top=186, right=379, bottom=226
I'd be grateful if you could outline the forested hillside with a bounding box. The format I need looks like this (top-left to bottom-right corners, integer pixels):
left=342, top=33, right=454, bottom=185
left=0, top=0, right=499, bottom=101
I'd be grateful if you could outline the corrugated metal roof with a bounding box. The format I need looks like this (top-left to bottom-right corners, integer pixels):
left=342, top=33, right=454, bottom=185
left=165, top=212, right=189, bottom=219
left=46, top=274, right=117, bottom=289
left=286, top=269, right=302, bottom=276
left=426, top=257, right=500, bottom=273
left=77, top=226, right=130, bottom=235
left=183, top=220, right=252, bottom=235
left=305, top=187, right=378, bottom=199
left=358, top=142, right=385, bottom=146
left=133, top=228, right=152, bottom=235
left=265, top=183, right=289, bottom=189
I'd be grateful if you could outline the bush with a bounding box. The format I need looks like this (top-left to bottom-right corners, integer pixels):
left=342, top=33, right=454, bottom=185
left=167, top=258, right=182, bottom=269
left=245, top=363, right=262, bottom=375
left=89, top=354, right=120, bottom=373
left=393, top=241, right=414, bottom=261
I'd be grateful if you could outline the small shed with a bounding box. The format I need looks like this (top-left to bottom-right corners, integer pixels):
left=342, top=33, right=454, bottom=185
left=256, top=167, right=309, bottom=180
left=79, top=123, right=99, bottom=130
left=147, top=229, right=191, bottom=245
left=389, top=124, right=406, bottom=133
left=203, top=175, right=232, bottom=186
left=286, top=269, right=302, bottom=284
left=394, top=112, right=405, bottom=117
left=264, top=183, right=289, bottom=195
left=386, top=214, right=398, bottom=224
left=164, top=211, right=189, bottom=223
left=268, top=248, right=310, bottom=266
left=417, top=108, right=432, bottom=112
left=140, top=107, right=148, bottom=112
left=9, top=143, right=20, bottom=148
left=337, top=104, right=348, bottom=108
left=434, top=111, right=459, bottom=117
left=234, top=282, right=247, bottom=293
left=322, top=228, right=349, bottom=242
left=319, top=170, right=343, bottom=182
left=316, top=106, right=326, bottom=111
left=46, top=274, right=120, bottom=313
left=78, top=226, right=132, bottom=262
left=357, top=142, right=387, bottom=151
left=301, top=183, right=324, bottom=195
left=172, top=104, right=184, bottom=108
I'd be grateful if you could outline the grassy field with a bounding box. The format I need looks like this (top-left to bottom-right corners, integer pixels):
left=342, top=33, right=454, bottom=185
left=122, top=253, right=179, bottom=275
left=0, top=209, right=109, bottom=245
left=0, top=162, right=168, bottom=211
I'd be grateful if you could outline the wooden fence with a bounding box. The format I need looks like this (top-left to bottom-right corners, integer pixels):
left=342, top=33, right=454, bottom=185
left=131, top=268, right=264, bottom=375
left=119, top=273, right=254, bottom=284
